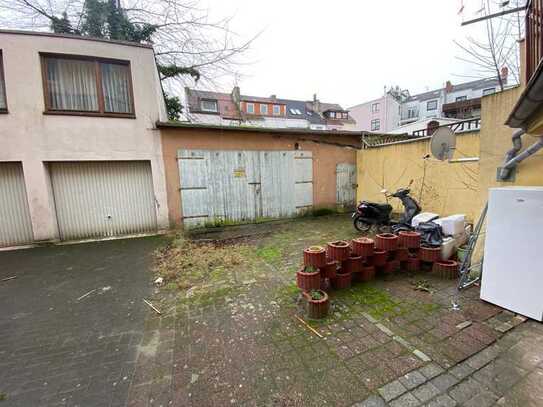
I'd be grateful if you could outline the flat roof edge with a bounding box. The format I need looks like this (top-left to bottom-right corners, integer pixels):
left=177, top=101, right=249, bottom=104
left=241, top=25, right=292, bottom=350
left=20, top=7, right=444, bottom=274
left=156, top=121, right=366, bottom=137
left=0, top=29, right=153, bottom=50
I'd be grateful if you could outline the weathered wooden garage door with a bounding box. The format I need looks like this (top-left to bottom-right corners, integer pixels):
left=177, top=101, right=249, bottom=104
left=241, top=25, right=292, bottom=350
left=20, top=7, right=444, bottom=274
left=336, top=163, right=357, bottom=208
left=178, top=150, right=313, bottom=227
left=0, top=162, right=34, bottom=247
left=50, top=161, right=157, bottom=240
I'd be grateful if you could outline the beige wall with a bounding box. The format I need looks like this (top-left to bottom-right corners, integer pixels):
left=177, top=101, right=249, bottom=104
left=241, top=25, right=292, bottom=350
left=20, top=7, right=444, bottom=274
left=479, top=86, right=543, bottom=206
left=357, top=133, right=481, bottom=221
left=0, top=31, right=169, bottom=241
left=160, top=127, right=359, bottom=226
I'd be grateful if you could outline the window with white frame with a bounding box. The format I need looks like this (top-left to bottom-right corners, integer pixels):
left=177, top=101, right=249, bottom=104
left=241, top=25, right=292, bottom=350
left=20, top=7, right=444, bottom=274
left=371, top=119, right=380, bottom=131
left=260, top=104, right=268, bottom=114
left=201, top=99, right=218, bottom=112
left=246, top=102, right=255, bottom=114
left=0, top=51, right=7, bottom=112
left=273, top=104, right=281, bottom=115
left=427, top=100, right=438, bottom=111
left=407, top=108, right=417, bottom=118
left=482, top=88, right=495, bottom=96
left=371, top=102, right=380, bottom=113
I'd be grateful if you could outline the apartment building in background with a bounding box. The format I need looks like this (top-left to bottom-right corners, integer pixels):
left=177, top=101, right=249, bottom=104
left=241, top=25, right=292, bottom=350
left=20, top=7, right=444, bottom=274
left=184, top=87, right=357, bottom=131
left=349, top=68, right=510, bottom=134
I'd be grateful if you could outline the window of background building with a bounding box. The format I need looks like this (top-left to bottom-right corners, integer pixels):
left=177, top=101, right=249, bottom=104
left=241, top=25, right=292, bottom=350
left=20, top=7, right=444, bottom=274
left=427, top=100, right=438, bottom=111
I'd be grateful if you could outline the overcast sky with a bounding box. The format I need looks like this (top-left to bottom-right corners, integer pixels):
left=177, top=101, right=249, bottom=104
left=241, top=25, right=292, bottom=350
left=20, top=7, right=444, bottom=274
left=202, top=0, right=489, bottom=107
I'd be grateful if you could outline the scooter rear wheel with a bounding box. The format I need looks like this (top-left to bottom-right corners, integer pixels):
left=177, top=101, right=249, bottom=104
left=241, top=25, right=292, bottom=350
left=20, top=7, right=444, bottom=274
left=354, top=217, right=372, bottom=233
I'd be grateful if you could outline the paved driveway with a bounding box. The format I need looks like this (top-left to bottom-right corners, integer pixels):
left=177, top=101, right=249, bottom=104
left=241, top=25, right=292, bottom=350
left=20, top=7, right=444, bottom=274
left=0, top=237, right=162, bottom=407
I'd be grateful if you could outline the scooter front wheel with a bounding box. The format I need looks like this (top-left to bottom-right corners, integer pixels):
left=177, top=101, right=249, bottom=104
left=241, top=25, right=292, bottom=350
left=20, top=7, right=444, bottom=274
left=353, top=216, right=373, bottom=233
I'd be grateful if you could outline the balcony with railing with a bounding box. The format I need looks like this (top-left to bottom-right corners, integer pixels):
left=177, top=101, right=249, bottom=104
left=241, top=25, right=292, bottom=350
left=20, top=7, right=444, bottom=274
left=526, top=0, right=543, bottom=81
left=411, top=117, right=481, bottom=137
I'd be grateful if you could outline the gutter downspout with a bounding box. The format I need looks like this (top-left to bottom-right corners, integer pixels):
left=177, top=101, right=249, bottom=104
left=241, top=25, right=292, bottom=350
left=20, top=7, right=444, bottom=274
left=498, top=130, right=543, bottom=180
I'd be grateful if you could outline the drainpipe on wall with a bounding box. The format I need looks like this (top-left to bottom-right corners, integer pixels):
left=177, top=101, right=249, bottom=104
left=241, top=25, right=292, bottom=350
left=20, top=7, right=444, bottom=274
left=497, top=129, right=543, bottom=181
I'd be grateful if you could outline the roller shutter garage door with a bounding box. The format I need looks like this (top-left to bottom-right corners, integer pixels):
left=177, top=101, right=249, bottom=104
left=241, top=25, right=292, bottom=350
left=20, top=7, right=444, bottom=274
left=0, top=162, right=34, bottom=247
left=50, top=161, right=157, bottom=241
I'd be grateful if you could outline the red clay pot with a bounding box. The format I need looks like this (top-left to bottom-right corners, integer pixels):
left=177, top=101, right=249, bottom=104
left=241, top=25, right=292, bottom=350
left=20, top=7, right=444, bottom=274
left=375, top=233, right=399, bottom=251
left=342, top=254, right=363, bottom=274
left=332, top=271, right=352, bottom=289
left=296, top=266, right=320, bottom=291
left=383, top=260, right=400, bottom=274
left=304, top=290, right=330, bottom=319
left=351, top=237, right=375, bottom=257
left=398, top=231, right=421, bottom=249
left=365, top=256, right=374, bottom=266
left=433, top=260, right=459, bottom=279
left=319, top=260, right=337, bottom=280
left=303, top=246, right=327, bottom=268
left=358, top=265, right=375, bottom=282
left=372, top=249, right=387, bottom=267
left=326, top=241, right=351, bottom=261
left=394, top=247, right=409, bottom=262
left=406, top=256, right=420, bottom=272
left=419, top=246, right=442, bottom=263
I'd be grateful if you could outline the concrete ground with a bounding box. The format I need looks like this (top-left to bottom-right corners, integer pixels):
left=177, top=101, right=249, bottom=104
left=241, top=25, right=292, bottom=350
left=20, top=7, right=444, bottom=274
left=0, top=237, right=164, bottom=407
left=1, top=215, right=543, bottom=407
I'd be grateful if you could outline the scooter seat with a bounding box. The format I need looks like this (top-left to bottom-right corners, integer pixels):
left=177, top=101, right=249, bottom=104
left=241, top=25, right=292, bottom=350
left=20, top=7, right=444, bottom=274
left=363, top=202, right=393, bottom=213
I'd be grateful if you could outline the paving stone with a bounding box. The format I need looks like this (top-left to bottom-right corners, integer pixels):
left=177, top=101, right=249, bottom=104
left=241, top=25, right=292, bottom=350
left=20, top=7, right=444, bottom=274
left=412, top=382, right=441, bottom=403
left=448, top=362, right=475, bottom=380
left=352, top=394, right=387, bottom=407
left=393, top=335, right=413, bottom=350
left=456, top=321, right=472, bottom=330
left=448, top=378, right=481, bottom=404
left=495, top=322, right=514, bottom=333
left=462, top=390, right=499, bottom=407
left=363, top=312, right=379, bottom=324
left=377, top=380, right=407, bottom=402
left=389, top=392, right=421, bottom=407
left=376, top=323, right=394, bottom=336
left=425, top=394, right=457, bottom=407
left=419, top=363, right=445, bottom=380
left=430, top=373, right=459, bottom=392
left=399, top=370, right=427, bottom=390
left=413, top=350, right=432, bottom=362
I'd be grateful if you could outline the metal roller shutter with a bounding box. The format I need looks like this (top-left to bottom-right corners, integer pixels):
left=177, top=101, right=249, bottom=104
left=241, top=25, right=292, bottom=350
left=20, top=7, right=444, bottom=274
left=0, top=162, right=34, bottom=247
left=50, top=161, right=157, bottom=240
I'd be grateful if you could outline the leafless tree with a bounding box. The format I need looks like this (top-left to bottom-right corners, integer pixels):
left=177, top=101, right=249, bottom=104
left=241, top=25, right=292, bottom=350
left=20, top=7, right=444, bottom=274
left=455, top=0, right=525, bottom=88
left=0, top=0, right=257, bottom=93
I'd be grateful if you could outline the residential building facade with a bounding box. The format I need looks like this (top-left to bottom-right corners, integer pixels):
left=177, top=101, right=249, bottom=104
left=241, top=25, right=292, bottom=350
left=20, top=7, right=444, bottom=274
left=0, top=30, right=169, bottom=247
left=184, top=88, right=356, bottom=131
left=350, top=72, right=509, bottom=134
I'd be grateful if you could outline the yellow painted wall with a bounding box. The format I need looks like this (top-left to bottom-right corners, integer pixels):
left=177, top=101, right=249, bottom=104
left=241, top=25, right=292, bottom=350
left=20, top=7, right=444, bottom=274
left=356, top=132, right=481, bottom=222
left=478, top=86, right=543, bottom=208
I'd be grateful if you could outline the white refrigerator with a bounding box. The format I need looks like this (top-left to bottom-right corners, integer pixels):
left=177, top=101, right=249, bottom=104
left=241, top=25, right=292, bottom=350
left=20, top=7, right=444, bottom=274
left=481, top=187, right=543, bottom=321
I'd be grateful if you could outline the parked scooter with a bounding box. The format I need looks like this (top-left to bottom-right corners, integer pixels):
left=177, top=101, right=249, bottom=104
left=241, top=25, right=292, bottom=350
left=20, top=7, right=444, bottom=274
left=353, top=181, right=421, bottom=233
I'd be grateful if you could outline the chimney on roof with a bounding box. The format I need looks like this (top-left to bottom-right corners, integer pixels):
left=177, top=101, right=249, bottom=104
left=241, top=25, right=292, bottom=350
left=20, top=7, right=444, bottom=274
left=270, top=94, right=277, bottom=99
left=500, top=66, right=509, bottom=84
left=313, top=93, right=320, bottom=113
left=445, top=81, right=453, bottom=93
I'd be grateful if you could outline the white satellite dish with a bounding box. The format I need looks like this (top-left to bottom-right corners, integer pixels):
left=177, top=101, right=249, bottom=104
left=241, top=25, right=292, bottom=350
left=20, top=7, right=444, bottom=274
left=430, top=127, right=456, bottom=161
